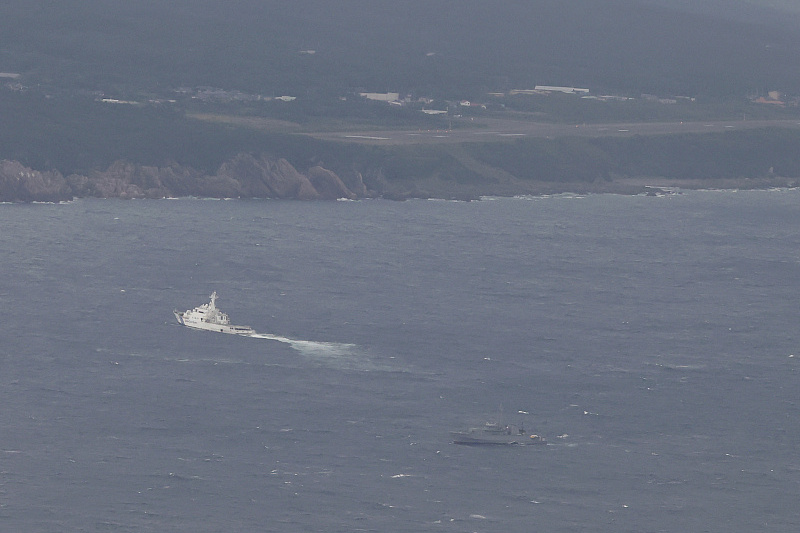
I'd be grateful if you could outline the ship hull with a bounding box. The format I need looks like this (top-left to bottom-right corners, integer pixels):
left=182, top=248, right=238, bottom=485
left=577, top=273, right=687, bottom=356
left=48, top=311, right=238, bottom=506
left=174, top=310, right=255, bottom=336
left=450, top=432, right=520, bottom=445
left=450, top=424, right=547, bottom=446
left=450, top=432, right=544, bottom=446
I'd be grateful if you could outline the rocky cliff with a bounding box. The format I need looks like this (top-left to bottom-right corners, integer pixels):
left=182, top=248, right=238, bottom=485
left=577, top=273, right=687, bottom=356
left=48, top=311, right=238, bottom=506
left=0, top=154, right=371, bottom=202
left=0, top=160, right=72, bottom=202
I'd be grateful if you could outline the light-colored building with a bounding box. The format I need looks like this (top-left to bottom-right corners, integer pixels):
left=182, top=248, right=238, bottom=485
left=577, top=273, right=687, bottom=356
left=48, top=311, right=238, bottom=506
left=101, top=98, right=139, bottom=105
left=534, top=85, right=590, bottom=94
left=754, top=96, right=784, bottom=106
left=360, top=92, right=400, bottom=102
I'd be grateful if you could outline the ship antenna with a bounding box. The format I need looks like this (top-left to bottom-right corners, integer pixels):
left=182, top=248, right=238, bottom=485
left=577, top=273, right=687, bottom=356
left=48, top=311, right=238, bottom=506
left=210, top=291, right=217, bottom=308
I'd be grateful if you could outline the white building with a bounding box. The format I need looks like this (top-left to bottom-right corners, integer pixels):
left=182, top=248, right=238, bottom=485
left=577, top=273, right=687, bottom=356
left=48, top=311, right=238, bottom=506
left=360, top=92, right=400, bottom=102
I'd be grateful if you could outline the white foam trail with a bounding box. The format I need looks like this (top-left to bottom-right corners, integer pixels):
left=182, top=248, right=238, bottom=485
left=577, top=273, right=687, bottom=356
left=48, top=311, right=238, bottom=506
left=247, top=332, right=377, bottom=370
left=253, top=333, right=355, bottom=357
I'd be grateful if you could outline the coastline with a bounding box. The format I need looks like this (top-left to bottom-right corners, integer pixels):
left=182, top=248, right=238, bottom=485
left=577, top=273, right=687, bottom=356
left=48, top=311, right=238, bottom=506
left=3, top=122, right=800, bottom=203
left=3, top=173, right=798, bottom=204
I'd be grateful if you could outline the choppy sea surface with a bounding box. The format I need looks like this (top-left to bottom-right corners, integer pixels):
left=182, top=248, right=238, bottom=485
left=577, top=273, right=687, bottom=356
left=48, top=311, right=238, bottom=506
left=2, top=191, right=799, bottom=532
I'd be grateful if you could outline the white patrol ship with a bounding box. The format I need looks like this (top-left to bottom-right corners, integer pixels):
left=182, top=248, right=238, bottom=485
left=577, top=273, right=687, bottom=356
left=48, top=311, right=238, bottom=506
left=174, top=292, right=255, bottom=336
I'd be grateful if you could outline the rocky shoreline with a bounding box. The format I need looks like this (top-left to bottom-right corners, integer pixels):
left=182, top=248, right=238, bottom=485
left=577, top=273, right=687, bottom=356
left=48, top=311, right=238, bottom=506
left=0, top=155, right=369, bottom=203
left=2, top=155, right=799, bottom=203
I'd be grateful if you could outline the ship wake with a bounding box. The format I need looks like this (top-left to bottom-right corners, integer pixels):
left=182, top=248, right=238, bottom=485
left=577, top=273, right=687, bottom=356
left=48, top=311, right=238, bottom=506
left=247, top=332, right=384, bottom=371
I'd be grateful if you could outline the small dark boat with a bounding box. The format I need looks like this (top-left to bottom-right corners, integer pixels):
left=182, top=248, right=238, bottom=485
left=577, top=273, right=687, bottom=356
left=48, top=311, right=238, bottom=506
left=451, top=422, right=546, bottom=446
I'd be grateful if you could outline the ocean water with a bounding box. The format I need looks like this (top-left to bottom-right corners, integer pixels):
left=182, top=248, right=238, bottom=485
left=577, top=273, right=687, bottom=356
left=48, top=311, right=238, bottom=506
left=1, top=191, right=799, bottom=532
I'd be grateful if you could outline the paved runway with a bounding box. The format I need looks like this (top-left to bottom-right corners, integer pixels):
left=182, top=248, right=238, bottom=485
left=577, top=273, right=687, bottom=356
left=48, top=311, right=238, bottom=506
left=309, top=118, right=800, bottom=145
